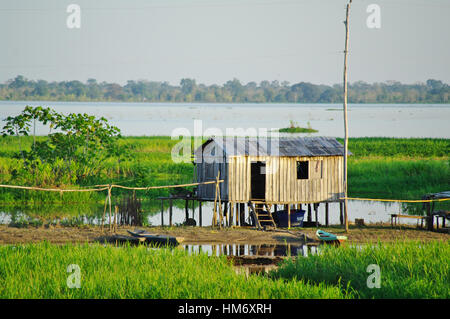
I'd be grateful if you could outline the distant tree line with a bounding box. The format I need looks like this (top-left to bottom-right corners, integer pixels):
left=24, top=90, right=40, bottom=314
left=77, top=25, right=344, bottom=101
left=0, top=75, right=448, bottom=103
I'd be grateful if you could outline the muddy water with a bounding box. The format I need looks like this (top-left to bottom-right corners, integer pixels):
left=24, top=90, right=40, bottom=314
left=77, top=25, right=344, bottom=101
left=182, top=243, right=321, bottom=275
left=182, top=242, right=319, bottom=258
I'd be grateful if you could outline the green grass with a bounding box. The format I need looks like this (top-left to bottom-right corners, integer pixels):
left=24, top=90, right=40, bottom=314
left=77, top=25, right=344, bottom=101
left=340, top=137, right=450, bottom=158
left=348, top=158, right=450, bottom=199
left=1, top=241, right=448, bottom=298
left=0, top=242, right=348, bottom=299
left=278, top=127, right=318, bottom=133
left=273, top=240, right=450, bottom=299
left=277, top=120, right=318, bottom=133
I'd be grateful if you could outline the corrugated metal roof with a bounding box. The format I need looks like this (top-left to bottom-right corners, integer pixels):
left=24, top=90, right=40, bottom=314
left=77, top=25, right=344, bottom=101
left=196, top=137, right=350, bottom=157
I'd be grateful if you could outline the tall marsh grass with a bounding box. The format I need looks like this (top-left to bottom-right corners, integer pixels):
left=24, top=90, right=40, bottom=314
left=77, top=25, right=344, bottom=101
left=273, top=241, right=450, bottom=299
left=0, top=242, right=348, bottom=299
left=348, top=158, right=450, bottom=199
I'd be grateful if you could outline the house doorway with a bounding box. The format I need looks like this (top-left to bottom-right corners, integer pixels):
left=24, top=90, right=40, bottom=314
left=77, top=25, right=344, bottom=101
left=251, top=161, right=266, bottom=200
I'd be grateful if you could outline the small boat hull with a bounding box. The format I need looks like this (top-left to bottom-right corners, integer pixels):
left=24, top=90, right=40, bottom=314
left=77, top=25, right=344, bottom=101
left=316, top=229, right=347, bottom=244
left=127, top=230, right=183, bottom=246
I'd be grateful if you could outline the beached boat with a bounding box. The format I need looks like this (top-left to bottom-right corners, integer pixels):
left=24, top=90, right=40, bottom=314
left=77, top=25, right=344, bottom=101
left=127, top=229, right=183, bottom=246
left=316, top=229, right=347, bottom=244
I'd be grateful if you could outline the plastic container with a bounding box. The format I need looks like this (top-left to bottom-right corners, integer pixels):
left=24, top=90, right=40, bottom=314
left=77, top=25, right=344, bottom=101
left=272, top=209, right=305, bottom=228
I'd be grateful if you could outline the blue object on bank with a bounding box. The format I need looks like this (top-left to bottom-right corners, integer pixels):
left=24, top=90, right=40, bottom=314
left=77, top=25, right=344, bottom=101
left=272, top=209, right=305, bottom=228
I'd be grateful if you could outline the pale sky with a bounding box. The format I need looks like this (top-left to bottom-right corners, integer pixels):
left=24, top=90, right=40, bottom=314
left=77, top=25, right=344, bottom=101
left=0, top=0, right=449, bottom=86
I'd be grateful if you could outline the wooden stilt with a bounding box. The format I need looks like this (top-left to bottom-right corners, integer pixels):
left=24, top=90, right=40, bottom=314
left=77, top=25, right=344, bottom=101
left=288, top=204, right=291, bottom=229
left=169, top=198, right=173, bottom=227
left=325, top=203, right=329, bottom=226
left=185, top=199, right=189, bottom=222
left=230, top=202, right=235, bottom=227
left=161, top=200, right=164, bottom=227
left=217, top=174, right=223, bottom=229
left=340, top=201, right=344, bottom=225
left=307, top=204, right=312, bottom=222
left=224, top=202, right=228, bottom=227
left=314, top=203, right=319, bottom=227
left=101, top=193, right=108, bottom=231
left=199, top=201, right=202, bottom=227
left=213, top=196, right=218, bottom=227
left=108, top=186, right=112, bottom=232
left=114, top=205, right=118, bottom=232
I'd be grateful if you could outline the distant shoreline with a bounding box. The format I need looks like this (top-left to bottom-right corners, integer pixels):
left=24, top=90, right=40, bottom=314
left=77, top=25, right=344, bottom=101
left=1, top=76, right=448, bottom=104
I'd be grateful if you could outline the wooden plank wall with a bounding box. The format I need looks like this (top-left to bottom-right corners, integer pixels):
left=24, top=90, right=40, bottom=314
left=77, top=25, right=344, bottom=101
left=197, top=142, right=229, bottom=200
left=228, top=155, right=343, bottom=203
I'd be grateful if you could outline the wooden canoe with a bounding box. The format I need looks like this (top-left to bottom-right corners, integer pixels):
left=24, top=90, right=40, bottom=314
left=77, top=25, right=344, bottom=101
left=316, top=229, right=347, bottom=244
left=127, top=230, right=184, bottom=246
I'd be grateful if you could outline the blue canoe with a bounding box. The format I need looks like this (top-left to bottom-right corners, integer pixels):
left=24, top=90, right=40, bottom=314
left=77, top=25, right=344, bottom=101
left=316, top=229, right=347, bottom=243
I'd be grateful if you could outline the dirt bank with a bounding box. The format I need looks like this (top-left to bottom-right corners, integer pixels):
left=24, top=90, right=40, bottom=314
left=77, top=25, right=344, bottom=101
left=0, top=224, right=448, bottom=245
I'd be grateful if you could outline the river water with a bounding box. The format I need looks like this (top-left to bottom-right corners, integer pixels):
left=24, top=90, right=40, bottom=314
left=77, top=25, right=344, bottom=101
left=1, top=101, right=449, bottom=138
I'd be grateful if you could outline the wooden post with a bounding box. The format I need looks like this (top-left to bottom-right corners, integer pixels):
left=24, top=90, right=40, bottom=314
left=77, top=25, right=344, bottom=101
left=224, top=202, right=228, bottom=227
left=230, top=202, right=235, bottom=227
left=217, top=173, right=223, bottom=229
left=169, top=198, right=173, bottom=227
left=199, top=201, right=202, bottom=227
left=114, top=205, right=118, bottom=232
left=235, top=203, right=239, bottom=226
left=213, top=172, right=220, bottom=227
left=325, top=203, right=329, bottom=226
left=108, top=185, right=112, bottom=232
left=288, top=204, right=291, bottom=229
left=185, top=199, right=189, bottom=222
left=307, top=204, right=312, bottom=222
left=340, top=201, right=344, bottom=225
left=342, top=0, right=352, bottom=233
left=101, top=193, right=108, bottom=231
left=213, top=198, right=217, bottom=227
left=426, top=202, right=433, bottom=230
left=161, top=200, right=164, bottom=227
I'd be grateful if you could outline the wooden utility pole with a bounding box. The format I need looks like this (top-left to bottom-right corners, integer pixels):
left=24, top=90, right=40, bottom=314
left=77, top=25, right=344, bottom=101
left=343, top=0, right=352, bottom=233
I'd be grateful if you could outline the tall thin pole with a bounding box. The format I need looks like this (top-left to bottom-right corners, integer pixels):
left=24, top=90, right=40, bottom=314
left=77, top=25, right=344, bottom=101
left=343, top=0, right=352, bottom=233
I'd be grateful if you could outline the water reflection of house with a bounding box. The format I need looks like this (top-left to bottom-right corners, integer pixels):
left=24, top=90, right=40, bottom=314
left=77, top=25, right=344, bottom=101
left=194, top=137, right=350, bottom=228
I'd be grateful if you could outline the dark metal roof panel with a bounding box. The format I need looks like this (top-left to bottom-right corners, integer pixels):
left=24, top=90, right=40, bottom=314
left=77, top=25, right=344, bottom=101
left=196, top=136, right=350, bottom=157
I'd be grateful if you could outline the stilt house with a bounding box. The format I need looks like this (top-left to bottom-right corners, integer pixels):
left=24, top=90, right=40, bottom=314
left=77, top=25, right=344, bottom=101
left=194, top=136, right=349, bottom=204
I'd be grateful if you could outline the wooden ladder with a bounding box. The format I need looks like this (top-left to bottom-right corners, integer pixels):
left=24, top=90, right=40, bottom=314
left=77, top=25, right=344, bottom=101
left=248, top=201, right=277, bottom=230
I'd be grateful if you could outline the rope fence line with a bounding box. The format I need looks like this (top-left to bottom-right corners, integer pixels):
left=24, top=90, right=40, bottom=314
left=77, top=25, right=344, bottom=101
left=0, top=184, right=109, bottom=192
left=0, top=180, right=223, bottom=193
left=0, top=180, right=225, bottom=232
left=0, top=182, right=446, bottom=231
left=108, top=180, right=223, bottom=191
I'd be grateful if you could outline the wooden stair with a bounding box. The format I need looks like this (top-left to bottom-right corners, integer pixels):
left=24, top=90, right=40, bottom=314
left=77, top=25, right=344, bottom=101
left=248, top=201, right=277, bottom=230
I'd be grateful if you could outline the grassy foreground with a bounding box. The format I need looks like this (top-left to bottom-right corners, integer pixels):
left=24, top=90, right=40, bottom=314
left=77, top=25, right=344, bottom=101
left=275, top=240, right=449, bottom=299
left=0, top=241, right=448, bottom=299
left=0, top=242, right=346, bottom=299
